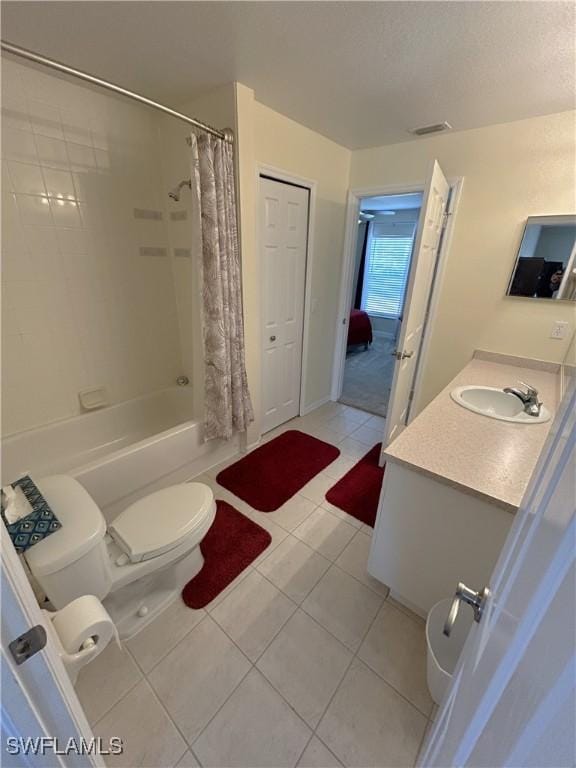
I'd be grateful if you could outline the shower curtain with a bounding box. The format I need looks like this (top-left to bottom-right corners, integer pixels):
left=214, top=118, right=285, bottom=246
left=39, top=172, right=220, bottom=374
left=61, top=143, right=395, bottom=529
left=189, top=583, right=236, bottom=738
left=189, top=132, right=254, bottom=441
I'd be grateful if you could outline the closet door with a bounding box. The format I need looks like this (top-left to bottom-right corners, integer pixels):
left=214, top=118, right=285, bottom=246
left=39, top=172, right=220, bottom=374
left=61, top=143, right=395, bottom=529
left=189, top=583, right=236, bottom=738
left=259, top=177, right=309, bottom=434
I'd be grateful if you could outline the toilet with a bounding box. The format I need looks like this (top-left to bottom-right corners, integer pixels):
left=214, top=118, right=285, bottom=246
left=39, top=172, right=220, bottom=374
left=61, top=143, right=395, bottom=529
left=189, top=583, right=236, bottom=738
left=24, top=475, right=216, bottom=639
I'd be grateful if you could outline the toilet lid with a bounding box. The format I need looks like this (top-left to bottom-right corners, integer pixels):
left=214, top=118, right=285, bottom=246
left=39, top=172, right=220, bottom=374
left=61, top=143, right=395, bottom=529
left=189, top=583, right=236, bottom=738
left=109, top=483, right=214, bottom=563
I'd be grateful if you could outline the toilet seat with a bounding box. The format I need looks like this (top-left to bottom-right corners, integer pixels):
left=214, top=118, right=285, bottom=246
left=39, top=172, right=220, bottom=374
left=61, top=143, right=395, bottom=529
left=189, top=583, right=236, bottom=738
left=109, top=483, right=215, bottom=564
left=24, top=475, right=216, bottom=637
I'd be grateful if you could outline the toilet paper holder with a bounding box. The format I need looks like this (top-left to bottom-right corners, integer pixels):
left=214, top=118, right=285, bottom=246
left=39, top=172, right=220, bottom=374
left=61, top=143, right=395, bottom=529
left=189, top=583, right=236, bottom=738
left=41, top=595, right=119, bottom=685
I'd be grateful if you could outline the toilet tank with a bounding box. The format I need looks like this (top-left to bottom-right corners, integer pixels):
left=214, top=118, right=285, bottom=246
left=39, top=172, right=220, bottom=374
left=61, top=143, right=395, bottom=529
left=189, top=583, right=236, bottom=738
left=25, top=476, right=111, bottom=609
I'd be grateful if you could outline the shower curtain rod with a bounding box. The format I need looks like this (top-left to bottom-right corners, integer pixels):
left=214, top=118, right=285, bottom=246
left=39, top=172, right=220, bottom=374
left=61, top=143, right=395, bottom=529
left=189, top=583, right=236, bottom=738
left=0, top=40, right=231, bottom=142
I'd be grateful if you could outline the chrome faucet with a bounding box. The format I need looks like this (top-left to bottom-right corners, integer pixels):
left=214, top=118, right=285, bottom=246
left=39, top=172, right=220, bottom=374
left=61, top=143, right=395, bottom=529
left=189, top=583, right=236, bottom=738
left=503, top=381, right=542, bottom=417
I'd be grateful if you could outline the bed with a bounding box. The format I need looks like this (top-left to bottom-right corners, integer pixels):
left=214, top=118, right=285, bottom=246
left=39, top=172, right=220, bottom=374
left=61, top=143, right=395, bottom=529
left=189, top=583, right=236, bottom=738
left=347, top=309, right=373, bottom=348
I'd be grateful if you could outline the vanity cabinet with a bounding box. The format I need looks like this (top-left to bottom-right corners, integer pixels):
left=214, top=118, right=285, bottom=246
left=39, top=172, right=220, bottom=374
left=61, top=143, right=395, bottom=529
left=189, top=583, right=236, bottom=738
left=367, top=351, right=558, bottom=619
left=368, top=462, right=513, bottom=617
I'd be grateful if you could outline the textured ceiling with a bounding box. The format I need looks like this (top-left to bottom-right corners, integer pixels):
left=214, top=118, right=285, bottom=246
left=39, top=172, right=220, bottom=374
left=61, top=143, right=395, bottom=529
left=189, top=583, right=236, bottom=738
left=3, top=1, right=575, bottom=149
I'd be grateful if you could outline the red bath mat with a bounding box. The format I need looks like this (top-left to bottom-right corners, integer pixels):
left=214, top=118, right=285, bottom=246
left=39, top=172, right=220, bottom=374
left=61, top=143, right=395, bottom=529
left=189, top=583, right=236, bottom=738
left=182, top=501, right=271, bottom=609
left=216, top=430, right=340, bottom=512
left=325, top=443, right=385, bottom=527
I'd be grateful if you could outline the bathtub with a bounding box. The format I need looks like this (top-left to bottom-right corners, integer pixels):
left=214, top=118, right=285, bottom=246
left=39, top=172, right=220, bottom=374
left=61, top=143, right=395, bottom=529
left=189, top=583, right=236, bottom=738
left=2, top=387, right=239, bottom=520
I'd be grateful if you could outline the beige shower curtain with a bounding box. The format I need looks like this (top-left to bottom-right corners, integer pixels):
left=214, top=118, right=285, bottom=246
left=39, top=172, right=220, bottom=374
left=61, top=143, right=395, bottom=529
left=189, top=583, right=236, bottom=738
left=189, top=132, right=254, bottom=441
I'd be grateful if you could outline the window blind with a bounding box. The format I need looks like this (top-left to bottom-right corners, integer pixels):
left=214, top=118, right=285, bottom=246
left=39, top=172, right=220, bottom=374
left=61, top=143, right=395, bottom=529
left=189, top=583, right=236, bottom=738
left=361, top=223, right=415, bottom=318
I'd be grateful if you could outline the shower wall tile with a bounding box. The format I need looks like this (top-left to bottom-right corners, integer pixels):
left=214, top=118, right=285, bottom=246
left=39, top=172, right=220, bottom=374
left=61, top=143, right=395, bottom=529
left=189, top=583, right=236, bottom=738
left=49, top=198, right=83, bottom=228
left=156, top=113, right=200, bottom=393
left=24, top=225, right=61, bottom=257
left=55, top=227, right=89, bottom=255
left=139, top=247, right=168, bottom=258
left=1, top=58, right=183, bottom=437
left=34, top=135, right=69, bottom=169
left=2, top=161, right=14, bottom=191
left=134, top=208, right=163, bottom=221
left=8, top=161, right=46, bottom=196
left=2, top=127, right=37, bottom=162
left=60, top=106, right=93, bottom=146
left=67, top=142, right=97, bottom=172
left=42, top=168, right=76, bottom=198
left=28, top=99, right=65, bottom=140
left=16, top=193, right=53, bottom=226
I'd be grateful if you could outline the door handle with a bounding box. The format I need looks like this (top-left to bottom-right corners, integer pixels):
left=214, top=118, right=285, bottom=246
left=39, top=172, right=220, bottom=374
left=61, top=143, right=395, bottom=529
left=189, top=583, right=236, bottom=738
left=443, top=582, right=490, bottom=637
left=391, top=350, right=414, bottom=360
left=270, top=335, right=277, bottom=342
left=9, top=625, right=47, bottom=665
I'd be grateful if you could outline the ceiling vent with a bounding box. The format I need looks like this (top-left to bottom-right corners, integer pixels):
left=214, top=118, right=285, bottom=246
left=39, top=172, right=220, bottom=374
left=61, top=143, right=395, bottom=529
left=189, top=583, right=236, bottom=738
left=409, top=121, right=452, bottom=137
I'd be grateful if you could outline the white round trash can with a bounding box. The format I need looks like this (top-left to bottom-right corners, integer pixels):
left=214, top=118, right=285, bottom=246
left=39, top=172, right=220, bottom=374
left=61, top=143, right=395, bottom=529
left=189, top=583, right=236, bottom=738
left=426, top=597, right=473, bottom=705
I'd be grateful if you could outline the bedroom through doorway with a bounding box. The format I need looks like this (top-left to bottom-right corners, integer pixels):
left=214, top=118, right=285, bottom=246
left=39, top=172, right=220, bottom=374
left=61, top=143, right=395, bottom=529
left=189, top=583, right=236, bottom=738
left=339, top=192, right=423, bottom=417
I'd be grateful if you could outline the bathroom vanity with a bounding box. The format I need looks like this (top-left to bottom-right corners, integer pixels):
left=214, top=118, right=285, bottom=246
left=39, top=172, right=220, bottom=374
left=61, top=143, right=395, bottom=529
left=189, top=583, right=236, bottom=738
left=368, top=351, right=559, bottom=617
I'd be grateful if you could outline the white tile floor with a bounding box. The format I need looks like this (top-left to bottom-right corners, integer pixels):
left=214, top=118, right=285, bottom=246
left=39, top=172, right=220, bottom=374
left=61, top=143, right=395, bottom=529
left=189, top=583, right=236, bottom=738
left=77, top=403, right=433, bottom=767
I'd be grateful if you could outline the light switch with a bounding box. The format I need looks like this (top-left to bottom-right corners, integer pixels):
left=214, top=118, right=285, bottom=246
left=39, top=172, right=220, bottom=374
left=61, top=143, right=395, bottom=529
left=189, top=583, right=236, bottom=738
left=550, top=321, right=569, bottom=340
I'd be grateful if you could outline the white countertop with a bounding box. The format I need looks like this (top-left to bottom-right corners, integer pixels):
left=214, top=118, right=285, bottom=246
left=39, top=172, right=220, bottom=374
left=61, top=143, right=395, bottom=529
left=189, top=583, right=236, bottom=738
left=384, top=353, right=560, bottom=512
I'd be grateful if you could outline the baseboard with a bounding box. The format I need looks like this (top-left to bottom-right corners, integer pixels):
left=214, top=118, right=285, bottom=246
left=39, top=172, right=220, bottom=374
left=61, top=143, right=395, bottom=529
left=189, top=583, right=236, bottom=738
left=388, top=590, right=427, bottom=620
left=300, top=395, right=332, bottom=416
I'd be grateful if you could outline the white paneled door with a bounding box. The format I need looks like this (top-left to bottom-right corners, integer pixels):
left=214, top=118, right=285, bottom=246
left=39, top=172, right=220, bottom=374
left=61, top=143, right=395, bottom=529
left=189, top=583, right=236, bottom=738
left=259, top=176, right=309, bottom=433
left=383, top=160, right=450, bottom=449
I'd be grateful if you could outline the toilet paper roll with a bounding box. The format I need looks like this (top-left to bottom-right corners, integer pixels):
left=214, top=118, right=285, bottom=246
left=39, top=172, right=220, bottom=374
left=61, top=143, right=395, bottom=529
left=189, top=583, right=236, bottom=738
left=50, top=595, right=119, bottom=655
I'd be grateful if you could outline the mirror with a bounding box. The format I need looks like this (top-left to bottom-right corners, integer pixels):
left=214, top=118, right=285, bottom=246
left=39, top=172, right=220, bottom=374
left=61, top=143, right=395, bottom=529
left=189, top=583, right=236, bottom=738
left=507, top=215, right=576, bottom=301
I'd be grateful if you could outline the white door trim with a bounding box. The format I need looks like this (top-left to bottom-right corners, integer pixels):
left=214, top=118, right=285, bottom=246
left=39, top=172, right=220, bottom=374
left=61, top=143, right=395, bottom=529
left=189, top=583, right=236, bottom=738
left=256, top=163, right=317, bottom=420
left=331, top=178, right=464, bottom=419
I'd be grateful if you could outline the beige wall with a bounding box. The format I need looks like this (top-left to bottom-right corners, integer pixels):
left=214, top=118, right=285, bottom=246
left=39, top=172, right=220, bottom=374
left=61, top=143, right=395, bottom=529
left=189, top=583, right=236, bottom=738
left=234, top=84, right=260, bottom=443
left=235, top=85, right=351, bottom=441
left=157, top=84, right=351, bottom=443
left=253, top=98, right=351, bottom=409
left=351, top=110, right=576, bottom=409
left=7, top=61, right=567, bottom=442
left=3, top=60, right=576, bottom=442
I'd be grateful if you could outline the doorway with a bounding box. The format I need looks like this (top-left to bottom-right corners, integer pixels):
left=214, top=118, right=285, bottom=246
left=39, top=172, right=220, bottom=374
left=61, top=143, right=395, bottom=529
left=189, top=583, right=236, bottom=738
left=339, top=192, right=423, bottom=417
left=259, top=174, right=311, bottom=434
left=333, top=163, right=462, bottom=449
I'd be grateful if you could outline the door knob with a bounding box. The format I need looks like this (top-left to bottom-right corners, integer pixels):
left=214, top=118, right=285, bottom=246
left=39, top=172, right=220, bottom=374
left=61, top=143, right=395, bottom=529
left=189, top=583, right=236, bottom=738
left=443, top=582, right=490, bottom=637
left=391, top=350, right=414, bottom=360
left=270, top=335, right=276, bottom=342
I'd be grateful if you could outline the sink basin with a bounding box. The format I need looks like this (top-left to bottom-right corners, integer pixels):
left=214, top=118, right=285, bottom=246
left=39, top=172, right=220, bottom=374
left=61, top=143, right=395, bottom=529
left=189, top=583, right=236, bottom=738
left=451, top=386, right=551, bottom=424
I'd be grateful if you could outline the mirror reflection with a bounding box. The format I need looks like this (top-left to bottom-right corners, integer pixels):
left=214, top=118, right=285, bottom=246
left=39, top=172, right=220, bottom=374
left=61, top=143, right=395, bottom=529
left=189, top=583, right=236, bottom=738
left=507, top=215, right=576, bottom=301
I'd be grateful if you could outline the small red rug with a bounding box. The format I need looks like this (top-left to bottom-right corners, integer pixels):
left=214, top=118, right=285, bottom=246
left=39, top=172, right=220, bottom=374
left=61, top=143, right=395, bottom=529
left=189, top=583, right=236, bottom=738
left=325, top=443, right=385, bottom=527
left=182, top=501, right=271, bottom=609
left=216, top=430, right=340, bottom=512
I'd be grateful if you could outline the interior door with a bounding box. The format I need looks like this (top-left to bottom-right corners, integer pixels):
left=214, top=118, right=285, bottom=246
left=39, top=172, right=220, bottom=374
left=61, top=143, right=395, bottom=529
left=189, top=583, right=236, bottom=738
left=420, top=382, right=576, bottom=767
left=1, top=525, right=104, bottom=766
left=383, top=161, right=450, bottom=448
left=259, top=176, right=309, bottom=433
